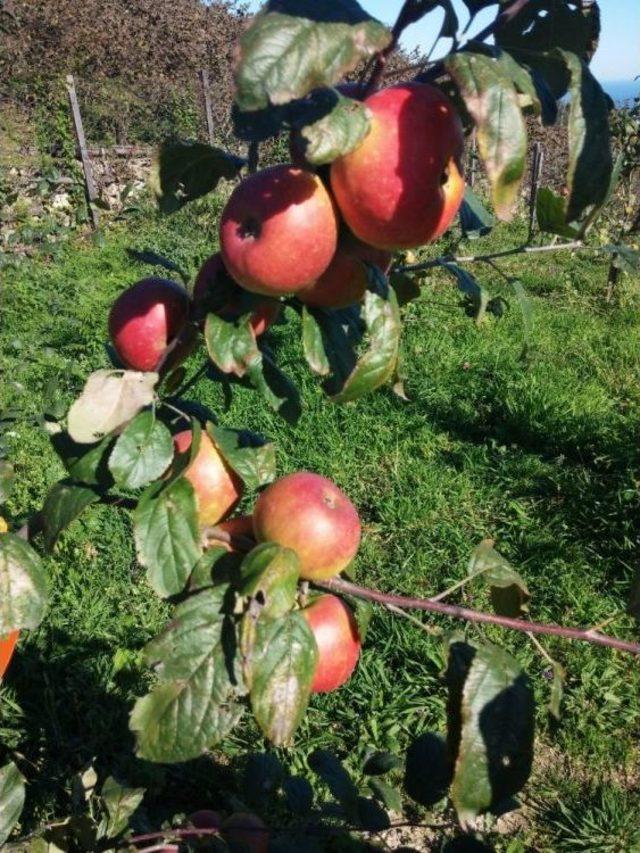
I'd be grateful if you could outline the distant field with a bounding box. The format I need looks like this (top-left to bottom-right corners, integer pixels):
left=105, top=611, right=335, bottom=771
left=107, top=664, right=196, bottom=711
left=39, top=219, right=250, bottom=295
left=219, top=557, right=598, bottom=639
left=1, top=196, right=640, bottom=850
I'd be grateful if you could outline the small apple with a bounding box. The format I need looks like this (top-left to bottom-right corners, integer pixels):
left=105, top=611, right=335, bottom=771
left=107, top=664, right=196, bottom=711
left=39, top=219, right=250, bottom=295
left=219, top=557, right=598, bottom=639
left=108, top=278, right=191, bottom=372
left=222, top=812, right=268, bottom=853
left=173, top=430, right=243, bottom=527
left=0, top=630, right=19, bottom=680
left=193, top=253, right=281, bottom=336
left=298, top=226, right=393, bottom=309
left=219, top=166, right=338, bottom=296
left=330, top=82, right=465, bottom=249
left=253, top=472, right=361, bottom=581
left=303, top=594, right=361, bottom=693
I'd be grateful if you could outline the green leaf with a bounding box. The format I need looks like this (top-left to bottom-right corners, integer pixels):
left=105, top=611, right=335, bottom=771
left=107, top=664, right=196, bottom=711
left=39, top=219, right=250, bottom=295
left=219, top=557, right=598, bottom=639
left=0, top=762, right=25, bottom=846
left=356, top=796, right=390, bottom=830
left=628, top=567, right=640, bottom=626
left=342, top=595, right=372, bottom=641
left=0, top=461, right=14, bottom=504
left=299, top=91, right=371, bottom=165
left=67, top=370, right=158, bottom=445
left=445, top=51, right=526, bottom=220
left=368, top=778, right=402, bottom=813
left=561, top=51, right=613, bottom=225
left=536, top=187, right=581, bottom=238
left=243, top=753, right=286, bottom=805
left=510, top=279, right=534, bottom=354
left=309, top=749, right=358, bottom=810
left=363, top=751, right=403, bottom=776
left=133, top=478, right=202, bottom=597
left=51, top=433, right=115, bottom=487
left=204, top=313, right=260, bottom=378
left=42, top=480, right=100, bottom=552
left=239, top=543, right=300, bottom=620
left=468, top=540, right=530, bottom=618
left=446, top=640, right=534, bottom=827
left=0, top=534, right=48, bottom=634
left=206, top=425, right=276, bottom=492
left=248, top=611, right=318, bottom=746
left=234, top=1, right=391, bottom=111
left=101, top=777, right=145, bottom=839
left=246, top=352, right=302, bottom=424
left=302, top=306, right=330, bottom=376
left=459, top=186, right=494, bottom=239
left=151, top=141, right=244, bottom=213
left=439, top=261, right=489, bottom=325
left=130, top=588, right=244, bottom=762
left=331, top=287, right=401, bottom=403
left=126, top=248, right=189, bottom=285
left=108, top=411, right=174, bottom=490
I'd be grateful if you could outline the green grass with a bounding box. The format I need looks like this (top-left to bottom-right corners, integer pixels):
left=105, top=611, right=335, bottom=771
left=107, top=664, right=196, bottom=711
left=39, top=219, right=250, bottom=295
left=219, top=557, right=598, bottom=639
left=1, top=196, right=640, bottom=850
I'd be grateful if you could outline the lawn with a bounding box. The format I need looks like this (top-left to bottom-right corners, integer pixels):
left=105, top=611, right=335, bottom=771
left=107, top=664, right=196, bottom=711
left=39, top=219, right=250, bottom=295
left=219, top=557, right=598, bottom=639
left=1, top=194, right=640, bottom=851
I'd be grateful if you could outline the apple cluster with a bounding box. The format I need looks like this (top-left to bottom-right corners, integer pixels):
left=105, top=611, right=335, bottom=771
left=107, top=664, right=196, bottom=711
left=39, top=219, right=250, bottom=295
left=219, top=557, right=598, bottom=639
left=108, top=81, right=464, bottom=375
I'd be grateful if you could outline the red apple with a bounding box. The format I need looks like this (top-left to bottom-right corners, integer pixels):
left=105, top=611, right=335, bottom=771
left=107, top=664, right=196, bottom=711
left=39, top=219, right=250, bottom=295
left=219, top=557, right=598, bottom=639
left=0, top=630, right=19, bottom=680
left=303, top=594, right=361, bottom=693
left=108, top=278, right=191, bottom=372
left=222, top=812, right=268, bottom=853
left=330, top=82, right=465, bottom=249
left=193, top=253, right=281, bottom=336
left=188, top=810, right=221, bottom=831
left=252, top=472, right=361, bottom=581
left=219, top=166, right=338, bottom=296
left=298, top=227, right=393, bottom=309
left=173, top=430, right=243, bottom=527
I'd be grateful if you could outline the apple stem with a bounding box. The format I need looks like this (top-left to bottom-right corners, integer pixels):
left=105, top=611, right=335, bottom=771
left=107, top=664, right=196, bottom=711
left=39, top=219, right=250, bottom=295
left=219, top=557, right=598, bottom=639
left=315, top=577, right=640, bottom=655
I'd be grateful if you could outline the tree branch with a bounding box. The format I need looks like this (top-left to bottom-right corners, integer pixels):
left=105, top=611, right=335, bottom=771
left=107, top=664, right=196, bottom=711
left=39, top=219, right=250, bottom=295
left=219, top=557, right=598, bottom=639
left=397, top=240, right=588, bottom=273
left=364, top=0, right=433, bottom=96
left=315, top=577, right=640, bottom=655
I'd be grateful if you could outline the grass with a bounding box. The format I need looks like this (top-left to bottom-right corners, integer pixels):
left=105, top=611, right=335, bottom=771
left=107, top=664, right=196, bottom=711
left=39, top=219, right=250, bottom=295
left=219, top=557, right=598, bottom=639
left=1, top=193, right=640, bottom=851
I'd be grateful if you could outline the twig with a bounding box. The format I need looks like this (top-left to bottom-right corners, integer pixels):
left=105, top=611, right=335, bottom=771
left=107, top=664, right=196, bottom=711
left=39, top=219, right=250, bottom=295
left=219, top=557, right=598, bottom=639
left=384, top=601, right=440, bottom=635
left=472, top=0, right=532, bottom=43
left=364, top=0, right=430, bottom=96
left=314, top=577, right=640, bottom=655
left=397, top=240, right=587, bottom=273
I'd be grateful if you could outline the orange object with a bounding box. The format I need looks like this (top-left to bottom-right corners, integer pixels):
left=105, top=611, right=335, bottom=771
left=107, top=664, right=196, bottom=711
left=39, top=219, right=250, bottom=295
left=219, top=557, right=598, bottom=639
left=0, top=630, right=19, bottom=679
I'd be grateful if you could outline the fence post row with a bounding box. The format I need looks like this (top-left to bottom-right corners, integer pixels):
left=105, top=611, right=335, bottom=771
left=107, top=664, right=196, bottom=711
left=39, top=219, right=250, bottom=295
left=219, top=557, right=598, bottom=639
left=65, top=74, right=99, bottom=229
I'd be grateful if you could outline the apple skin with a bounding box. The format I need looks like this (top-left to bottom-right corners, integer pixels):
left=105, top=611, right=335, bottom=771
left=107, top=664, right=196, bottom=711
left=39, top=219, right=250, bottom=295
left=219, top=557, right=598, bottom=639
left=193, top=253, right=281, bottom=336
left=173, top=430, right=243, bottom=527
left=302, top=594, right=361, bottom=693
left=252, top=472, right=361, bottom=581
left=108, top=278, right=191, bottom=372
left=219, top=166, right=338, bottom=296
left=222, top=812, right=268, bottom=853
left=298, top=227, right=392, bottom=309
left=330, top=82, right=465, bottom=250
left=188, top=809, right=221, bottom=830
left=0, top=630, right=19, bottom=680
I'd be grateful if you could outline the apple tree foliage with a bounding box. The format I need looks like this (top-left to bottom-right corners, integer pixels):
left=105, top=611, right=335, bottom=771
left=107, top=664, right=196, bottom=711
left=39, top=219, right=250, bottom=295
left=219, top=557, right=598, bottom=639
left=2, top=0, right=639, bottom=846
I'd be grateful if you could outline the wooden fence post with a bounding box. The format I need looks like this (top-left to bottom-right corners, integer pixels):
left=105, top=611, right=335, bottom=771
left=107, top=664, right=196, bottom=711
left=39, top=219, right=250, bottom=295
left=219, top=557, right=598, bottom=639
left=65, top=74, right=99, bottom=228
left=528, top=141, right=544, bottom=239
left=199, top=69, right=215, bottom=146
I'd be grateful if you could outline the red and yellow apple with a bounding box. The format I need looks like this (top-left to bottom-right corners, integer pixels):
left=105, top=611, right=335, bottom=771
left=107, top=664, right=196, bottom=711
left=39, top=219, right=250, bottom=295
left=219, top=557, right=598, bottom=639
left=252, top=472, right=361, bottom=580
left=193, top=253, right=281, bottom=336
left=173, top=430, right=243, bottom=527
left=298, top=227, right=392, bottom=309
left=0, top=630, right=19, bottom=680
left=108, top=278, right=191, bottom=372
left=303, top=594, right=361, bottom=693
left=219, top=166, right=338, bottom=296
left=330, top=82, right=465, bottom=249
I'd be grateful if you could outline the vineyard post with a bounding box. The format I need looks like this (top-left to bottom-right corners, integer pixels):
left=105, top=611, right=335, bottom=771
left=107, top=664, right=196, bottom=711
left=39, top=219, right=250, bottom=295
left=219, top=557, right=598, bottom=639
left=65, top=73, right=100, bottom=229
left=198, top=68, right=216, bottom=147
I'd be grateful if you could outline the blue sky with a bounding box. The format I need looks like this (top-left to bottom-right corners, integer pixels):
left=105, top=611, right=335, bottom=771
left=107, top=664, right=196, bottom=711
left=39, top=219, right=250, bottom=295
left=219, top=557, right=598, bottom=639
left=249, top=1, right=639, bottom=81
